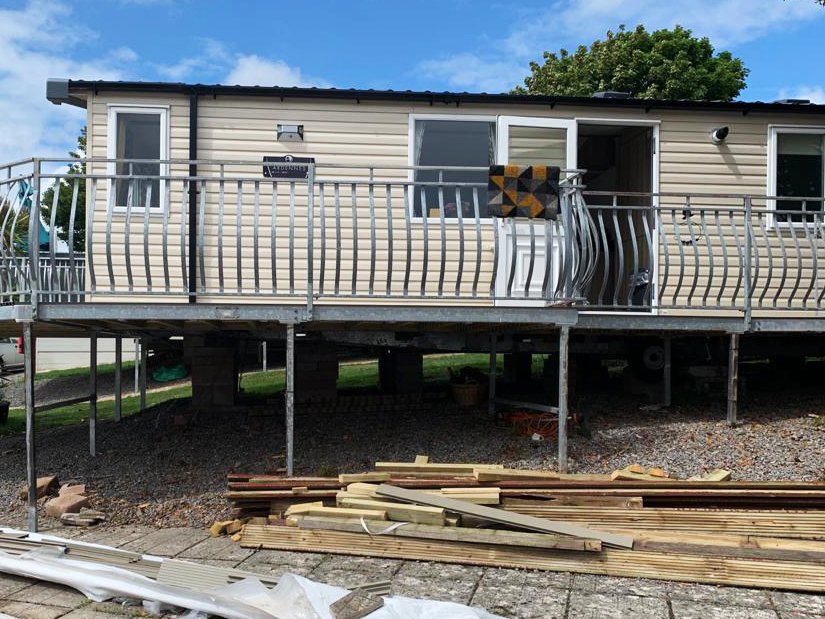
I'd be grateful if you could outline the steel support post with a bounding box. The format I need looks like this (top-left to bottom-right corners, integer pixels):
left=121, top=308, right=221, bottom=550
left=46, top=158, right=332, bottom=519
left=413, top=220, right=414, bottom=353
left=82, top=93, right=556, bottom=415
left=89, top=332, right=97, bottom=457
left=558, top=325, right=570, bottom=474
left=139, top=337, right=147, bottom=410
left=134, top=339, right=139, bottom=395
left=727, top=333, right=740, bottom=426
left=262, top=341, right=267, bottom=373
left=285, top=324, right=295, bottom=476
left=663, top=336, right=672, bottom=407
left=488, top=335, right=497, bottom=420
left=114, top=336, right=122, bottom=422
left=23, top=323, right=36, bottom=532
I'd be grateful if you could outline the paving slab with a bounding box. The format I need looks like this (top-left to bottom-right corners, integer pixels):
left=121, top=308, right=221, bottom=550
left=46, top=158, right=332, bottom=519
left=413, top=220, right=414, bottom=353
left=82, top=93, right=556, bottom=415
left=395, top=561, right=484, bottom=582
left=85, top=601, right=156, bottom=618
left=61, top=609, right=130, bottom=619
left=471, top=583, right=568, bottom=619
left=670, top=600, right=779, bottom=619
left=480, top=567, right=572, bottom=590
left=0, top=573, right=35, bottom=598
left=772, top=592, right=825, bottom=616
left=390, top=574, right=478, bottom=605
left=235, top=549, right=326, bottom=579
left=119, top=527, right=208, bottom=556
left=572, top=574, right=669, bottom=598
left=567, top=591, right=669, bottom=619
left=309, top=567, right=394, bottom=592
left=176, top=535, right=254, bottom=562
left=0, top=601, right=68, bottom=619
left=319, top=555, right=403, bottom=574
left=8, top=582, right=88, bottom=609
left=71, top=526, right=155, bottom=548
left=669, top=583, right=773, bottom=608
left=776, top=613, right=822, bottom=619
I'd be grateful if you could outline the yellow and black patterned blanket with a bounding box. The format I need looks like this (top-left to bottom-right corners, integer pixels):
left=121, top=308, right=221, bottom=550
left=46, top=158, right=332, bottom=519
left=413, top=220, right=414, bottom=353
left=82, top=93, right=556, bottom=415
left=487, top=165, right=560, bottom=219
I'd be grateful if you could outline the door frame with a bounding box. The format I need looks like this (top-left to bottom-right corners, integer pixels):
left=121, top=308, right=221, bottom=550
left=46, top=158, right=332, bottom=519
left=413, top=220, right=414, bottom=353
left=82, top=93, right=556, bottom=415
left=493, top=116, right=578, bottom=305
left=575, top=117, right=661, bottom=313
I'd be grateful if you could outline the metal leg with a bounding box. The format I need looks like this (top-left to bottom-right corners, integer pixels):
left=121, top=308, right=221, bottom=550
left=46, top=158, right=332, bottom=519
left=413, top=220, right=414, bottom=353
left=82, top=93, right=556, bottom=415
left=134, top=338, right=139, bottom=395
left=488, top=335, right=497, bottom=420
left=114, top=336, right=122, bottom=422
left=727, top=333, right=739, bottom=427
left=262, top=341, right=267, bottom=373
left=89, top=332, right=97, bottom=457
left=139, top=337, right=147, bottom=410
left=663, top=336, right=672, bottom=407
left=23, top=323, right=36, bottom=532
left=558, top=325, right=570, bottom=474
left=285, top=324, right=295, bottom=476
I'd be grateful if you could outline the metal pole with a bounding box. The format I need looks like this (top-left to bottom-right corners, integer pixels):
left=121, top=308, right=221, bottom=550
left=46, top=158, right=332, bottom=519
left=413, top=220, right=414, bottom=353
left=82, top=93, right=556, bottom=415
left=134, top=338, right=139, bottom=395
left=488, top=335, right=497, bottom=420
left=727, top=333, right=739, bottom=426
left=114, top=336, right=122, bottom=422
left=262, top=341, right=267, bottom=373
left=663, top=336, right=672, bottom=407
left=558, top=325, right=570, bottom=474
left=139, top=337, right=147, bottom=410
left=89, top=332, right=97, bottom=457
left=23, top=323, right=36, bottom=532
left=285, top=324, right=295, bottom=476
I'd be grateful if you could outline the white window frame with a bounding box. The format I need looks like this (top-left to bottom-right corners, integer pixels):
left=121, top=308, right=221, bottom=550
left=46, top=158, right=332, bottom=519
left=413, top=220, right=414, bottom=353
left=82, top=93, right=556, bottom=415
left=107, top=104, right=169, bottom=214
left=407, top=113, right=497, bottom=224
left=767, top=124, right=825, bottom=228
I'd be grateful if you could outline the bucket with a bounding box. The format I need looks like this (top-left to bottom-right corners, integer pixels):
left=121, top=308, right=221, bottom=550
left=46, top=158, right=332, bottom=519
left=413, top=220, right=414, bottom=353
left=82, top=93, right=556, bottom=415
left=450, top=382, right=486, bottom=407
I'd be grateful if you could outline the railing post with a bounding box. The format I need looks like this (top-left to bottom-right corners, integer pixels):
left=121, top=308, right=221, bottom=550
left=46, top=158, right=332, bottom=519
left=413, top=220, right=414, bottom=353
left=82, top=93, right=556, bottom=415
left=744, top=197, right=753, bottom=330
left=306, top=164, right=315, bottom=318
left=28, top=159, right=40, bottom=311
left=23, top=322, right=36, bottom=532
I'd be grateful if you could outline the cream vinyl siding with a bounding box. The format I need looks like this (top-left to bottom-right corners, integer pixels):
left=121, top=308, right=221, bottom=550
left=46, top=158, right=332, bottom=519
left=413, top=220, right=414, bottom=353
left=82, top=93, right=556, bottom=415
left=85, top=91, right=825, bottom=312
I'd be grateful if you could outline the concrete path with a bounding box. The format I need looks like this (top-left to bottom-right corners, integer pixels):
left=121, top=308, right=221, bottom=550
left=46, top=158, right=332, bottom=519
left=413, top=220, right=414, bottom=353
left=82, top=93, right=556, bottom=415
left=0, top=519, right=822, bottom=619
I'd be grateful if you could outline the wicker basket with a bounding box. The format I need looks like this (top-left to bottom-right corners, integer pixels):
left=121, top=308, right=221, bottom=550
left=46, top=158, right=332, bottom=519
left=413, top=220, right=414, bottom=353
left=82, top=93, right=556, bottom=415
left=450, top=382, right=486, bottom=407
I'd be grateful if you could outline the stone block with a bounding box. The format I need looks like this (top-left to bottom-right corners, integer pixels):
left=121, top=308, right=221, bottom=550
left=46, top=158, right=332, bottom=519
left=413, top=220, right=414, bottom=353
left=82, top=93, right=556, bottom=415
left=19, top=475, right=58, bottom=501
left=58, top=484, right=86, bottom=497
left=45, top=494, right=90, bottom=518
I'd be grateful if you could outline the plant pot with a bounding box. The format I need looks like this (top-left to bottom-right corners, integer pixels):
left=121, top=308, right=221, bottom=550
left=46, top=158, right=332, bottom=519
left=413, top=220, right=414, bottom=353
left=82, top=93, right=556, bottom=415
left=450, top=382, right=486, bottom=407
left=0, top=400, right=9, bottom=424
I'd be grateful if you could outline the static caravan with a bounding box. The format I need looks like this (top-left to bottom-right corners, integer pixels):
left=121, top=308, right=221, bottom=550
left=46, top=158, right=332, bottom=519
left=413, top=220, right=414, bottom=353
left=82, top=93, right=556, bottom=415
left=3, top=79, right=825, bottom=503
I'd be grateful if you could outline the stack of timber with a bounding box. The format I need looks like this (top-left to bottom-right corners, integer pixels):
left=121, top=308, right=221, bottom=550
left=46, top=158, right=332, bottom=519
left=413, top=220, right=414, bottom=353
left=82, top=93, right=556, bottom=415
left=229, top=457, right=825, bottom=592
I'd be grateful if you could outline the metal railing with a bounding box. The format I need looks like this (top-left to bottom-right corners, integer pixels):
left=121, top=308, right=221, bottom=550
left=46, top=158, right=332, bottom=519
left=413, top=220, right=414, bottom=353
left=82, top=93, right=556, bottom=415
left=1, top=157, right=824, bottom=318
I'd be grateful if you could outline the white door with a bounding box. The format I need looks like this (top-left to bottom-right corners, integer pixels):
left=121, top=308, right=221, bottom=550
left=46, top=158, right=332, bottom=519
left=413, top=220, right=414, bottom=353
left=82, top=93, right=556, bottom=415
left=494, top=117, right=577, bottom=305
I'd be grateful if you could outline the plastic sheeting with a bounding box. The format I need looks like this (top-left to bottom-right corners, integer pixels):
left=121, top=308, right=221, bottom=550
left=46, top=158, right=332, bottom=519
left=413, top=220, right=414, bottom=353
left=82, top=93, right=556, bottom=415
left=0, top=539, right=506, bottom=619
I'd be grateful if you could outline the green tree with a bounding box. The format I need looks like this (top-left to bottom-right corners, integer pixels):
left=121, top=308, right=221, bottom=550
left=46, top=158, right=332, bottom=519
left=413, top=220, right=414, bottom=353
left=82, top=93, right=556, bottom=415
left=41, top=127, right=86, bottom=253
left=516, top=25, right=749, bottom=101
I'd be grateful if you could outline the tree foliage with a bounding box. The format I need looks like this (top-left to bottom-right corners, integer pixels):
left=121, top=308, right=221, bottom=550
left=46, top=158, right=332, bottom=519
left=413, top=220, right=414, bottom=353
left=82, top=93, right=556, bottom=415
left=41, top=127, right=86, bottom=253
left=516, top=25, right=749, bottom=101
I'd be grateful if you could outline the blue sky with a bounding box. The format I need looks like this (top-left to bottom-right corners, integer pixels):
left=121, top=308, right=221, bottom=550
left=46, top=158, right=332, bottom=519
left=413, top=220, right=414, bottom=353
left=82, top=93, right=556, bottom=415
left=0, top=0, right=822, bottom=163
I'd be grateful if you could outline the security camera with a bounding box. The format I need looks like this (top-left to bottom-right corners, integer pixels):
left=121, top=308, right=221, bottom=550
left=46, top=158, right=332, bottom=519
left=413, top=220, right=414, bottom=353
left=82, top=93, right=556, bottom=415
left=710, top=126, right=730, bottom=144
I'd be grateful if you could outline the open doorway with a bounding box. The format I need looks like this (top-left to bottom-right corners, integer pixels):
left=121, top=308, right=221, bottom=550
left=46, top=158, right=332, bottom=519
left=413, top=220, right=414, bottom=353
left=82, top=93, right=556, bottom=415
left=577, top=123, right=655, bottom=308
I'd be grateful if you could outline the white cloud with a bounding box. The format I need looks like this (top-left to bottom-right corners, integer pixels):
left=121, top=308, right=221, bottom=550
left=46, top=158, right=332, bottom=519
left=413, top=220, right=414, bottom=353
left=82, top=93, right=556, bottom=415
left=0, top=0, right=137, bottom=163
left=417, top=0, right=825, bottom=93
left=155, top=39, right=230, bottom=80
left=224, top=55, right=330, bottom=88
left=777, top=86, right=825, bottom=104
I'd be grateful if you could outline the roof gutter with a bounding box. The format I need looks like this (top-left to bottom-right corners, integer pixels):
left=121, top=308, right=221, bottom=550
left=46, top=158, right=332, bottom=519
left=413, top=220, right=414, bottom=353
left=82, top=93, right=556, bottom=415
left=46, top=78, right=87, bottom=109
left=58, top=79, right=825, bottom=116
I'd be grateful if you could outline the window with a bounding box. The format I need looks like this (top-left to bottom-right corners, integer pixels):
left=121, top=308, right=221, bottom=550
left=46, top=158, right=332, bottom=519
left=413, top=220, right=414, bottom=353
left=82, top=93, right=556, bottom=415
left=411, top=118, right=496, bottom=218
left=770, top=127, right=824, bottom=223
left=107, top=106, right=168, bottom=211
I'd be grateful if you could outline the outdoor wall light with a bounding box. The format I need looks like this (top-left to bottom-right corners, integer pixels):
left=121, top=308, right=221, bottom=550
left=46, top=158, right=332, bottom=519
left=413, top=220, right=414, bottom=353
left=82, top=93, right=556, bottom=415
left=277, top=124, right=304, bottom=142
left=710, top=126, right=730, bottom=144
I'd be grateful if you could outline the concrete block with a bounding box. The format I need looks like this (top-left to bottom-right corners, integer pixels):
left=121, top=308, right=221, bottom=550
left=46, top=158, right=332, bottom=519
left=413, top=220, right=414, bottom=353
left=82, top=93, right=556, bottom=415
left=45, top=494, right=90, bottom=518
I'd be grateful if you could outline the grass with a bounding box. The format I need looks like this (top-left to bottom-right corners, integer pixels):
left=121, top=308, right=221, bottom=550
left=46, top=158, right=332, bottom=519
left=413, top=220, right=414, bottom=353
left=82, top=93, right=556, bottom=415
left=34, top=360, right=137, bottom=381
left=2, top=352, right=520, bottom=437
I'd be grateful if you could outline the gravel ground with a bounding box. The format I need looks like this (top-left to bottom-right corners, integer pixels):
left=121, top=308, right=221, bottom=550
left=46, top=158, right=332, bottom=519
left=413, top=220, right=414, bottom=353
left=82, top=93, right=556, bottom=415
left=0, top=383, right=824, bottom=529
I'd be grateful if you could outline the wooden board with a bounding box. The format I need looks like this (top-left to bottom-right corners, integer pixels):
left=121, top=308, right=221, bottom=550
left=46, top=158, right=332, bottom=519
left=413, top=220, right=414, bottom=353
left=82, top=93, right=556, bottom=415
left=474, top=469, right=560, bottom=482
left=374, top=484, right=634, bottom=549
left=306, top=506, right=388, bottom=520
left=337, top=497, right=445, bottom=525
left=289, top=515, right=602, bottom=552
left=374, top=462, right=504, bottom=474
left=338, top=473, right=390, bottom=484
left=240, top=525, right=825, bottom=592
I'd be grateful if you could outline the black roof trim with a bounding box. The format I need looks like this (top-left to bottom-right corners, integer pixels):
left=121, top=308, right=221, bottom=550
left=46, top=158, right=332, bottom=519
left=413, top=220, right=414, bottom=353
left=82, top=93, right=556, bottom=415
left=65, top=79, right=825, bottom=115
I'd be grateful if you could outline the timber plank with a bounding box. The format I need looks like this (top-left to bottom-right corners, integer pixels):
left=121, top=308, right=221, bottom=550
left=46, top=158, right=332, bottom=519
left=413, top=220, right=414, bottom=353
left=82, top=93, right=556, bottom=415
left=374, top=484, right=634, bottom=548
